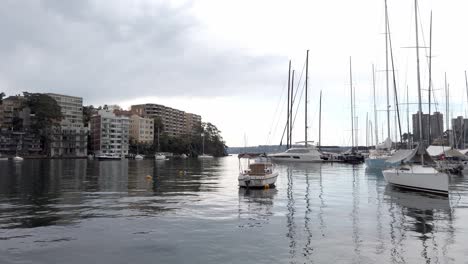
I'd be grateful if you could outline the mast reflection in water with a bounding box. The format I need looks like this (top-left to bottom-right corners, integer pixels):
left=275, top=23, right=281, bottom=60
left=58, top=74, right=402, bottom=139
left=0, top=157, right=467, bottom=264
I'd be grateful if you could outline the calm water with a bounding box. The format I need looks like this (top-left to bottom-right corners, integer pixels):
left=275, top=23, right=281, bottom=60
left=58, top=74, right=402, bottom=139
left=1, top=157, right=468, bottom=263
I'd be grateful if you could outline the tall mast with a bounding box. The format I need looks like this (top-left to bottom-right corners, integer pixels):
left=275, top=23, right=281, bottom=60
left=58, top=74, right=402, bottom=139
left=465, top=70, right=468, bottom=106
left=385, top=0, right=391, bottom=140
left=319, top=90, right=322, bottom=148
left=407, top=85, right=410, bottom=148
left=414, top=0, right=424, bottom=164
left=287, top=61, right=291, bottom=149
left=428, top=12, right=433, bottom=144
left=366, top=112, right=369, bottom=148
left=305, top=50, right=309, bottom=147
left=445, top=73, right=448, bottom=134
left=290, top=70, right=295, bottom=147
left=373, top=64, right=379, bottom=146
left=350, top=56, right=354, bottom=150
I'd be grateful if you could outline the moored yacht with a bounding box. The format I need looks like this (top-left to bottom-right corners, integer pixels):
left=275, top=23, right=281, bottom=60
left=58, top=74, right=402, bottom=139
left=238, top=153, right=278, bottom=188
left=269, top=143, right=322, bottom=163
left=382, top=146, right=449, bottom=196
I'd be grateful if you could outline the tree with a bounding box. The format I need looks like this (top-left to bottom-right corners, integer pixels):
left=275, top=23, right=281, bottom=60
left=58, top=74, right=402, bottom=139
left=83, top=105, right=96, bottom=127
left=0, top=92, right=4, bottom=105
left=23, top=93, right=62, bottom=155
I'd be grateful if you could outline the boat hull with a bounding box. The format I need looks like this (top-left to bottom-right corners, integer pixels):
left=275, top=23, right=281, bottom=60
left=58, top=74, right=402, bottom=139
left=269, top=155, right=322, bottom=163
left=238, top=172, right=278, bottom=188
left=382, top=165, right=449, bottom=196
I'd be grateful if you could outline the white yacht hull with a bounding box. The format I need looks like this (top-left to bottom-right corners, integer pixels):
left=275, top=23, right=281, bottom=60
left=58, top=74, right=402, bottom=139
left=238, top=171, right=278, bottom=188
left=383, top=165, right=449, bottom=196
left=269, top=155, right=322, bottom=163
left=198, top=155, right=214, bottom=159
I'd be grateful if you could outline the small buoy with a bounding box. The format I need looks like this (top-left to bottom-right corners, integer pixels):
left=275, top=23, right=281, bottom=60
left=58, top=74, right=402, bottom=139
left=264, top=184, right=269, bottom=189
left=146, top=175, right=153, bottom=180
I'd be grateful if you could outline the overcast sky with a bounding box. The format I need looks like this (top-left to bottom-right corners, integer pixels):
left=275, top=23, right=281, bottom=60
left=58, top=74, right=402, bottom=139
left=1, top=0, right=468, bottom=147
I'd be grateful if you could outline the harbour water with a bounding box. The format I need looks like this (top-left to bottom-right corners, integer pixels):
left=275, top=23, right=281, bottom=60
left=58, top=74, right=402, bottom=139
left=1, top=157, right=468, bottom=263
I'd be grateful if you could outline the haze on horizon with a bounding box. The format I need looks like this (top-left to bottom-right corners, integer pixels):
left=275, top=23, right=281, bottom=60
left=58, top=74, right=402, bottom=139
left=1, top=0, right=468, bottom=147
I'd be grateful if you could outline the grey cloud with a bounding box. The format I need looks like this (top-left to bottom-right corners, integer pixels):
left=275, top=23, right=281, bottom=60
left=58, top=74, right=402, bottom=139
left=0, top=0, right=285, bottom=105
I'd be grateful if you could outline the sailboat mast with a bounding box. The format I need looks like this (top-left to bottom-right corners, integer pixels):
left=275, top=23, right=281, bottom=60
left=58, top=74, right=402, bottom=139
left=366, top=112, right=369, bottom=148
left=414, top=0, right=424, bottom=164
left=350, top=56, right=354, bottom=150
left=319, top=90, right=322, bottom=147
left=290, top=70, right=295, bottom=147
left=385, top=0, right=391, bottom=140
left=407, top=85, right=410, bottom=148
left=428, top=12, right=433, bottom=144
left=373, top=64, right=379, bottom=146
left=305, top=50, right=309, bottom=147
left=287, top=60, right=291, bottom=149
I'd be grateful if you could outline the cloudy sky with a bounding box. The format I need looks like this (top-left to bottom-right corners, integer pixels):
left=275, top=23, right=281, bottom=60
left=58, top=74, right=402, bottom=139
left=1, top=0, right=468, bottom=147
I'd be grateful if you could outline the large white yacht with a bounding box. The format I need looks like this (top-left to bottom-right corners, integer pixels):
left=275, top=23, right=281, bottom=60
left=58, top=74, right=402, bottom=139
left=269, top=144, right=323, bottom=163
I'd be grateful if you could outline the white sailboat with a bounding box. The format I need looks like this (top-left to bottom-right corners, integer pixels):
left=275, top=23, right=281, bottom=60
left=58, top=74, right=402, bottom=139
left=366, top=1, right=395, bottom=169
left=270, top=50, right=323, bottom=163
left=198, top=133, right=213, bottom=159
left=154, top=127, right=167, bottom=161
left=382, top=0, right=449, bottom=196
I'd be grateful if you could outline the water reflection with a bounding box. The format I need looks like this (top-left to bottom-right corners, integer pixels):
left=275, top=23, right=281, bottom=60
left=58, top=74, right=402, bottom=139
left=1, top=158, right=468, bottom=263
left=237, top=188, right=277, bottom=228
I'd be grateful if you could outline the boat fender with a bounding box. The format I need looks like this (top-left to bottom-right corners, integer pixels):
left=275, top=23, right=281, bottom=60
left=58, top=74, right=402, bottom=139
left=146, top=175, right=153, bottom=180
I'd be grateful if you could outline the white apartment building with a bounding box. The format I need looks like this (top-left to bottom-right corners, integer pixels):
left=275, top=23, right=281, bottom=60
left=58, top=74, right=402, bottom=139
left=46, top=93, right=88, bottom=157
left=129, top=114, right=154, bottom=144
left=90, top=109, right=129, bottom=156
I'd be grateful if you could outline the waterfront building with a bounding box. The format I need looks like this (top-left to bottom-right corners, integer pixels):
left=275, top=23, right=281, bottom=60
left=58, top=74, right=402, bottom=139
left=46, top=93, right=88, bottom=157
left=0, top=96, right=25, bottom=131
left=0, top=131, right=42, bottom=155
left=90, top=109, right=129, bottom=156
left=131, top=103, right=201, bottom=137
left=412, top=111, right=444, bottom=144
left=129, top=114, right=154, bottom=144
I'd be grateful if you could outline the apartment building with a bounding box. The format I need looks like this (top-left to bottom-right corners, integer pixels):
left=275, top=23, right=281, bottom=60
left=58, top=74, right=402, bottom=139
left=0, top=96, right=25, bottom=131
left=129, top=114, right=154, bottom=144
left=412, top=111, right=444, bottom=144
left=46, top=93, right=88, bottom=157
left=90, top=109, right=129, bottom=156
left=185, top=113, right=202, bottom=135
left=131, top=103, right=201, bottom=137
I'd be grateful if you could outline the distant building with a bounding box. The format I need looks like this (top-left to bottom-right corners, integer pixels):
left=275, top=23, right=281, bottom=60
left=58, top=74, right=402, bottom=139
left=129, top=114, right=154, bottom=144
left=451, top=116, right=468, bottom=149
left=412, top=111, right=444, bottom=144
left=90, top=109, right=129, bottom=156
left=131, top=103, right=201, bottom=137
left=46, top=93, right=88, bottom=157
left=0, top=131, right=42, bottom=155
left=0, top=96, right=25, bottom=131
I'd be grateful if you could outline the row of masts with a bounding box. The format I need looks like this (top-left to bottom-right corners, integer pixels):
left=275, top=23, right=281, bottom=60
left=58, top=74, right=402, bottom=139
left=283, top=50, right=322, bottom=149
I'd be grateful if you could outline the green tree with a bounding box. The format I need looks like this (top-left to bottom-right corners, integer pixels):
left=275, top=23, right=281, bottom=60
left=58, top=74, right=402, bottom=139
left=0, top=92, right=5, bottom=105
left=83, top=105, right=96, bottom=127
left=23, top=93, right=62, bottom=155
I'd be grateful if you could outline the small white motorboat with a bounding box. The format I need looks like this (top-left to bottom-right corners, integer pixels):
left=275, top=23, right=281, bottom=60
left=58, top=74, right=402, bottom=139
left=238, top=153, right=278, bottom=188
left=96, top=154, right=122, bottom=160
left=198, top=154, right=214, bottom=159
left=155, top=153, right=166, bottom=161
left=180, top=153, right=188, bottom=159
left=13, top=156, right=24, bottom=162
left=134, top=154, right=144, bottom=160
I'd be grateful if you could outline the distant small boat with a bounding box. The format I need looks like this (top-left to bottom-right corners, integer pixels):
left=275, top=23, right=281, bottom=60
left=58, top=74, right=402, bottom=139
left=238, top=153, right=278, bottom=188
left=155, top=153, right=166, bottom=160
left=198, top=154, right=214, bottom=159
left=180, top=154, right=188, bottom=159
left=96, top=154, right=122, bottom=160
left=13, top=156, right=24, bottom=161
left=135, top=154, right=144, bottom=160
left=87, top=154, right=94, bottom=160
